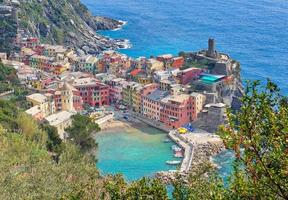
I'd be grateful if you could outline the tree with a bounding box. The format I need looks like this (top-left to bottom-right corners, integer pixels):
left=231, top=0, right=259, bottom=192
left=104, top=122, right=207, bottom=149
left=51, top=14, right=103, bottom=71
left=219, top=80, right=288, bottom=199
left=0, top=129, right=105, bottom=200
left=104, top=176, right=168, bottom=200
left=65, top=114, right=100, bottom=156
left=0, top=99, right=19, bottom=129
left=40, top=124, right=62, bottom=152
left=172, top=163, right=226, bottom=200
left=16, top=112, right=47, bottom=146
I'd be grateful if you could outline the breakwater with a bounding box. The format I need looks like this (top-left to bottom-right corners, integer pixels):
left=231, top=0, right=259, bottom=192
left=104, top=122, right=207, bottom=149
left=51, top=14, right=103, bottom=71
left=156, top=130, right=224, bottom=183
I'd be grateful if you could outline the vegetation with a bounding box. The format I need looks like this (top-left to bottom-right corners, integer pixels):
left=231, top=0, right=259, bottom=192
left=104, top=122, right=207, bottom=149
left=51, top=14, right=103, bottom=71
left=65, top=114, right=100, bottom=156
left=171, top=80, right=288, bottom=200
left=0, top=78, right=287, bottom=199
left=0, top=126, right=105, bottom=199
left=0, top=61, right=18, bottom=84
left=104, top=175, right=168, bottom=200
left=0, top=62, right=29, bottom=108
left=219, top=80, right=288, bottom=199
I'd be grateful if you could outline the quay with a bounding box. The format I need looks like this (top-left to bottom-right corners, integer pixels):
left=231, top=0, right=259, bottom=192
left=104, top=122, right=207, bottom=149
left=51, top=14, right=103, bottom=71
left=168, top=130, right=194, bottom=172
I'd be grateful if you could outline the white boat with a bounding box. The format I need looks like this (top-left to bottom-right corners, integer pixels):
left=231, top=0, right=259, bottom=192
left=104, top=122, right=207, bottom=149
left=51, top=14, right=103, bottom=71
left=173, top=147, right=182, bottom=152
left=163, top=138, right=171, bottom=143
left=171, top=145, right=179, bottom=150
left=166, top=160, right=181, bottom=165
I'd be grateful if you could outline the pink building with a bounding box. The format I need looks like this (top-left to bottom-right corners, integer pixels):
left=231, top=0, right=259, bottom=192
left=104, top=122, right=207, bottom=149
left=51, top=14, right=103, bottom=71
left=19, top=37, right=40, bottom=49
left=142, top=89, right=169, bottom=121
left=160, top=93, right=205, bottom=129
left=72, top=77, right=110, bottom=107
left=108, top=78, right=127, bottom=103
left=177, top=67, right=204, bottom=85
left=141, top=83, right=159, bottom=96
left=160, top=94, right=194, bottom=129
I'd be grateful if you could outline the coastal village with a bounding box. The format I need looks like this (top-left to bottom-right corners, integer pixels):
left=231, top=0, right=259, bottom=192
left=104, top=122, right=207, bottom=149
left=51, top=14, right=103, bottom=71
left=0, top=35, right=242, bottom=178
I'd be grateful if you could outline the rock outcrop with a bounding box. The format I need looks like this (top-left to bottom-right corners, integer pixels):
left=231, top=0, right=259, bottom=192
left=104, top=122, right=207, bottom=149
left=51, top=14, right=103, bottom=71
left=0, top=0, right=128, bottom=54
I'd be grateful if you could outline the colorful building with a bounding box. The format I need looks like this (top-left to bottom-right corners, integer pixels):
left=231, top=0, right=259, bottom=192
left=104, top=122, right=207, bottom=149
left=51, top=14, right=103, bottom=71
left=160, top=93, right=205, bottom=129
left=52, top=61, right=70, bottom=75
left=142, top=89, right=169, bottom=121
left=122, top=81, right=140, bottom=108
left=49, top=82, right=83, bottom=112
left=20, top=47, right=36, bottom=65
left=43, top=45, right=67, bottom=57
left=29, top=55, right=50, bottom=70
left=76, top=55, right=98, bottom=73
left=19, top=37, right=40, bottom=49
left=146, top=58, right=164, bottom=74
left=131, top=84, right=143, bottom=113
left=107, top=78, right=127, bottom=103
left=72, top=77, right=110, bottom=107
left=176, top=67, right=203, bottom=85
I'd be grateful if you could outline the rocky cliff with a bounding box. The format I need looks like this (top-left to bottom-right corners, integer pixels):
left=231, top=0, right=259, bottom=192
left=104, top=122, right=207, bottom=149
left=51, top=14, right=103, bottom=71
left=0, top=0, right=127, bottom=54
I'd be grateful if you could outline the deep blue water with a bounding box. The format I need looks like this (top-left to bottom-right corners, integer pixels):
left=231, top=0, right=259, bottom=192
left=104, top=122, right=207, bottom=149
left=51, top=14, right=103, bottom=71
left=82, top=0, right=288, bottom=180
left=82, top=0, right=288, bottom=94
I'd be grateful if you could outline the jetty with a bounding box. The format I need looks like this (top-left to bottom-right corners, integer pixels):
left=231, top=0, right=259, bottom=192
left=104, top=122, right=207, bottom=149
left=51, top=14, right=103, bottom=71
left=156, top=129, right=224, bottom=183
left=168, top=130, right=194, bottom=172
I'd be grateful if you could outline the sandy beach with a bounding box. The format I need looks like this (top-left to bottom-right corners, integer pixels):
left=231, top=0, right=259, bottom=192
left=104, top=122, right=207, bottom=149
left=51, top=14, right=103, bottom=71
left=99, top=117, right=149, bottom=132
left=100, top=119, right=132, bottom=130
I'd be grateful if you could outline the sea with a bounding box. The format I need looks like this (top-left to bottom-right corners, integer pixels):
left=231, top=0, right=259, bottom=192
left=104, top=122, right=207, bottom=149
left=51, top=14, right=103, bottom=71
left=81, top=0, right=288, bottom=181
left=95, top=125, right=181, bottom=181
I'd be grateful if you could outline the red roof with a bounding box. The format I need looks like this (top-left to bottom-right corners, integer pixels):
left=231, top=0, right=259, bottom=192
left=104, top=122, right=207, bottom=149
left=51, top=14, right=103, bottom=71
left=130, top=69, right=144, bottom=76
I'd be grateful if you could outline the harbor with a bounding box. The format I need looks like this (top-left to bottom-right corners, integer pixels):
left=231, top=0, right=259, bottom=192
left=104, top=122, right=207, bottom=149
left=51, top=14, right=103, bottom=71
left=94, top=118, right=181, bottom=181
left=94, top=107, right=224, bottom=182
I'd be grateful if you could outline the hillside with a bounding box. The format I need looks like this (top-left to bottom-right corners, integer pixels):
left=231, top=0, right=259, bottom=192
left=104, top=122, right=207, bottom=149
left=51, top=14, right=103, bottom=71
left=0, top=0, right=127, bottom=54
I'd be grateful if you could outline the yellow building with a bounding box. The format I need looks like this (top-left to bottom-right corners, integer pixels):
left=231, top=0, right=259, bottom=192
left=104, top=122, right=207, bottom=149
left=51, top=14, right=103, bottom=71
left=26, top=93, right=54, bottom=117
left=138, top=77, right=151, bottom=85
left=122, top=81, right=140, bottom=108
left=190, top=92, right=206, bottom=118
left=60, top=82, right=75, bottom=112
left=131, top=84, right=143, bottom=113
left=44, top=45, right=67, bottom=57
left=147, top=58, right=164, bottom=74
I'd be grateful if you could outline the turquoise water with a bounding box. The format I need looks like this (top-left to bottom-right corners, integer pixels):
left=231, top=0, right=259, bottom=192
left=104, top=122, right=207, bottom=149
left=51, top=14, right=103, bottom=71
left=95, top=124, right=181, bottom=181
left=212, top=150, right=235, bottom=183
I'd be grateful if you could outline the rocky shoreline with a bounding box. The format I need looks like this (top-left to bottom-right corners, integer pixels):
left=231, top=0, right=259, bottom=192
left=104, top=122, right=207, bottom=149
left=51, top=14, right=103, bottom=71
left=155, top=131, right=225, bottom=184
left=0, top=0, right=131, bottom=54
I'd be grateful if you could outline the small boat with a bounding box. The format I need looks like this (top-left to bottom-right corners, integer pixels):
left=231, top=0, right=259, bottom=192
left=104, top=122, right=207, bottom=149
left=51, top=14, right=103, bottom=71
left=171, top=145, right=179, bottom=150
left=173, top=147, right=182, bottom=152
left=163, top=138, right=171, bottom=143
left=174, top=152, right=183, bottom=158
left=166, top=160, right=181, bottom=165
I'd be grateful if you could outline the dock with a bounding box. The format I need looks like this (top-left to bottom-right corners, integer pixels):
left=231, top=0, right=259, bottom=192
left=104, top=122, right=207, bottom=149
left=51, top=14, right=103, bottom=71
left=168, top=130, right=194, bottom=172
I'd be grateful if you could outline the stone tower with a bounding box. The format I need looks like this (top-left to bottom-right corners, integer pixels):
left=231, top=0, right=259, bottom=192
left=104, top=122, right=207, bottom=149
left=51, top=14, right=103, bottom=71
left=61, top=82, right=74, bottom=112
left=207, top=38, right=217, bottom=58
